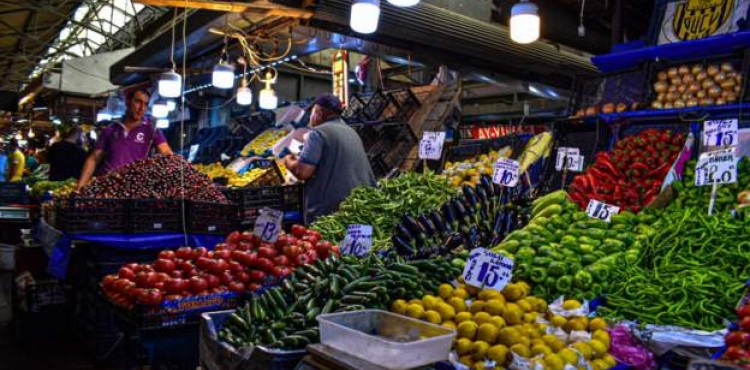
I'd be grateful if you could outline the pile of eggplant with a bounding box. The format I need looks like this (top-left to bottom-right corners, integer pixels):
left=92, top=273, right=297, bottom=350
left=391, top=174, right=531, bottom=259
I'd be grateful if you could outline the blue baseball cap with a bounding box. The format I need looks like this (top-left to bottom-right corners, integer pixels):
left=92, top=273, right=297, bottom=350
left=308, top=93, right=343, bottom=114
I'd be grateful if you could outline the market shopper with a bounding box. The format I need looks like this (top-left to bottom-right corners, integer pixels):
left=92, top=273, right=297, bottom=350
left=48, top=127, right=87, bottom=181
left=77, top=89, right=173, bottom=189
left=7, top=139, right=25, bottom=182
left=284, top=93, right=376, bottom=222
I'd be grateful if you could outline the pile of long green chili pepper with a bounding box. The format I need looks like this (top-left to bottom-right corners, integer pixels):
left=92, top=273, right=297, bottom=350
left=600, top=207, right=749, bottom=330
left=311, top=172, right=457, bottom=251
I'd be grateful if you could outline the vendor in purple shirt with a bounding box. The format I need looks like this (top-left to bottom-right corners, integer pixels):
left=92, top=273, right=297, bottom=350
left=77, top=89, right=173, bottom=190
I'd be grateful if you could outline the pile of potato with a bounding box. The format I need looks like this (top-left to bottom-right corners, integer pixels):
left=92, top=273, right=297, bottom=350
left=652, top=62, right=741, bottom=109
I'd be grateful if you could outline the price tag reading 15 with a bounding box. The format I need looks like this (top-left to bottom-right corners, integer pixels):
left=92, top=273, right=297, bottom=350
left=492, top=158, right=520, bottom=187
left=253, top=207, right=284, bottom=243
left=340, top=224, right=373, bottom=257
left=462, top=248, right=514, bottom=291
left=703, top=119, right=738, bottom=148
left=586, top=199, right=620, bottom=222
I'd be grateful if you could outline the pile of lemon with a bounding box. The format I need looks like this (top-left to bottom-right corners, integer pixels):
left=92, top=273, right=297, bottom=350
left=441, top=148, right=512, bottom=188
left=194, top=163, right=237, bottom=181
left=240, top=129, right=288, bottom=157
left=391, top=281, right=616, bottom=370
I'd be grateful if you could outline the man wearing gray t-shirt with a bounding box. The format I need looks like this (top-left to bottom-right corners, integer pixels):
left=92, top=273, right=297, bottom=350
left=284, top=94, right=376, bottom=223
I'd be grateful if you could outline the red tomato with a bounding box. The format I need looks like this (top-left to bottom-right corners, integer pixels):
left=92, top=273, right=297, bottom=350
left=230, top=250, right=245, bottom=262
left=126, top=287, right=144, bottom=301
left=215, top=243, right=226, bottom=252
left=214, top=250, right=231, bottom=260
left=299, top=241, right=314, bottom=252
left=295, top=254, right=311, bottom=266
left=193, top=247, right=208, bottom=259
left=248, top=270, right=266, bottom=283
left=220, top=271, right=234, bottom=285
left=204, top=274, right=220, bottom=289
left=739, top=305, right=750, bottom=319
left=258, top=247, right=276, bottom=259
left=302, top=234, right=320, bottom=245
left=725, top=345, right=749, bottom=361
left=175, top=247, right=193, bottom=259
left=741, top=316, right=750, bottom=332
left=170, top=270, right=184, bottom=279
left=134, top=264, right=153, bottom=273
left=275, top=235, right=290, bottom=249
left=291, top=224, right=306, bottom=237
left=274, top=256, right=290, bottom=266
left=240, top=231, right=256, bottom=244
left=154, top=281, right=165, bottom=290
left=244, top=252, right=258, bottom=267
left=196, top=256, right=213, bottom=270
left=158, top=250, right=176, bottom=260
left=154, top=272, right=170, bottom=282
left=154, top=259, right=176, bottom=273
left=272, top=266, right=291, bottom=278
left=315, top=244, right=330, bottom=260
left=246, top=283, right=261, bottom=291
left=211, top=259, right=230, bottom=275
left=118, top=266, right=136, bottom=281
left=134, top=271, right=156, bottom=288
left=137, top=289, right=164, bottom=306
left=235, top=271, right=250, bottom=283
left=178, top=260, right=195, bottom=272
left=306, top=230, right=321, bottom=240
left=189, top=276, right=208, bottom=294
left=285, top=236, right=299, bottom=247
left=282, top=245, right=301, bottom=259
left=184, top=269, right=198, bottom=278
left=164, top=278, right=187, bottom=294
left=306, top=250, right=318, bottom=262
left=124, top=263, right=139, bottom=271
left=164, top=294, right=183, bottom=302
left=228, top=281, right=245, bottom=294
left=102, top=275, right=118, bottom=292
left=330, top=245, right=340, bottom=256
left=726, top=331, right=750, bottom=347
left=226, top=231, right=242, bottom=245
left=256, top=258, right=275, bottom=273
left=228, top=260, right=245, bottom=274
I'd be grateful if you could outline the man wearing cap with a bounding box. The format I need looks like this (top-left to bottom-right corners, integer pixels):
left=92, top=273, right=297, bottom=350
left=284, top=93, right=376, bottom=222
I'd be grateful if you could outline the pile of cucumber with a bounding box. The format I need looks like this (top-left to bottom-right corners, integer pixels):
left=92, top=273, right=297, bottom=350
left=218, top=254, right=462, bottom=350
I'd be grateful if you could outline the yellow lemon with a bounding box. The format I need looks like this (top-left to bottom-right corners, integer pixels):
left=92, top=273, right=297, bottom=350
left=544, top=353, right=566, bottom=370
left=503, top=303, right=524, bottom=325
left=470, top=300, right=487, bottom=314
left=438, top=284, right=454, bottom=299
left=474, top=312, right=492, bottom=325
left=602, top=354, right=617, bottom=368
left=456, top=311, right=473, bottom=323
left=405, top=304, right=425, bottom=319
left=551, top=315, right=567, bottom=327
left=442, top=321, right=457, bottom=330
left=489, top=315, right=507, bottom=330
left=408, top=299, right=424, bottom=307
left=471, top=341, right=491, bottom=361
left=477, top=323, right=500, bottom=344
left=436, top=303, right=456, bottom=321
left=562, top=299, right=582, bottom=310
left=536, top=298, right=548, bottom=312
left=565, top=317, right=588, bottom=332
left=509, top=343, right=531, bottom=359
left=423, top=310, right=442, bottom=324
left=448, top=297, right=468, bottom=313
left=455, top=338, right=473, bottom=355
left=479, top=290, right=505, bottom=302
left=518, top=336, right=531, bottom=349
left=589, top=318, right=607, bottom=332
left=593, top=359, right=610, bottom=370
left=422, top=295, right=440, bottom=310
left=570, top=342, right=593, bottom=360
left=459, top=355, right=475, bottom=368
left=523, top=312, right=538, bottom=324
left=517, top=299, right=533, bottom=313
left=484, top=299, right=506, bottom=316
left=558, top=348, right=579, bottom=365
left=488, top=344, right=509, bottom=365
left=592, top=330, right=611, bottom=350
left=530, top=343, right=553, bottom=357
left=391, top=299, right=407, bottom=315
left=473, top=362, right=488, bottom=370
left=453, top=288, right=470, bottom=299
left=589, top=339, right=608, bottom=358
left=502, top=283, right=526, bottom=301
left=497, top=327, right=522, bottom=346
left=457, top=321, right=479, bottom=340
left=542, top=334, right=559, bottom=346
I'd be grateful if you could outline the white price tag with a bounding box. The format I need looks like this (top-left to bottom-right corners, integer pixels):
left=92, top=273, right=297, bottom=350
left=703, top=119, right=738, bottom=147
left=188, top=144, right=200, bottom=163
left=253, top=207, right=284, bottom=243
left=340, top=224, right=373, bottom=257
left=695, top=148, right=738, bottom=187
left=492, top=158, right=520, bottom=187
left=461, top=248, right=514, bottom=291
left=585, top=199, right=620, bottom=222
left=555, top=147, right=581, bottom=171
left=418, top=131, right=446, bottom=160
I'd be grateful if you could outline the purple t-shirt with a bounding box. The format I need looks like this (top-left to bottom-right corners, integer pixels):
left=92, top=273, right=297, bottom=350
left=96, top=121, right=167, bottom=174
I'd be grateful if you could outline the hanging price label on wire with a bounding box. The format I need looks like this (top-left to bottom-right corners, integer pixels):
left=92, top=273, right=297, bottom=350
left=340, top=224, right=373, bottom=257
left=586, top=199, right=620, bottom=222
left=462, top=248, right=514, bottom=291
left=492, top=158, right=520, bottom=187
left=418, top=131, right=446, bottom=160
left=253, top=207, right=283, bottom=243
left=703, top=119, right=738, bottom=148
left=555, top=147, right=582, bottom=172
left=695, top=148, right=738, bottom=187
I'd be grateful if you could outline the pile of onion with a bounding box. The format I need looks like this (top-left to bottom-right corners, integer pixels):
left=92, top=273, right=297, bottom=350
left=652, top=62, right=741, bottom=109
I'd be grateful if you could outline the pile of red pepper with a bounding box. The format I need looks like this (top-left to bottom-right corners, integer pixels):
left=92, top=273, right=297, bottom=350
left=77, top=155, right=228, bottom=203
left=568, top=129, right=685, bottom=213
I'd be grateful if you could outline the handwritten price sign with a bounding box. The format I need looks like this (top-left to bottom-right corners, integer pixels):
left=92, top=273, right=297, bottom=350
left=340, top=224, right=373, bottom=257
left=253, top=207, right=283, bottom=243
left=418, top=131, right=446, bottom=160
left=492, top=158, right=520, bottom=187
left=462, top=248, right=514, bottom=291
left=555, top=147, right=581, bottom=171
left=703, top=119, right=738, bottom=148
left=695, top=148, right=738, bottom=187
left=586, top=199, right=620, bottom=222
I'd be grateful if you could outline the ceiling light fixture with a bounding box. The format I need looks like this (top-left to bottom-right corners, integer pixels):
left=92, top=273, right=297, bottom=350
left=156, top=119, right=170, bottom=129
left=159, top=69, right=182, bottom=98
left=350, top=0, right=381, bottom=34
left=510, top=0, right=540, bottom=44
left=27, top=128, right=35, bottom=138
left=152, top=100, right=169, bottom=118
left=387, top=0, right=419, bottom=6
left=166, top=100, right=176, bottom=112
left=213, top=60, right=235, bottom=89
left=259, top=70, right=278, bottom=110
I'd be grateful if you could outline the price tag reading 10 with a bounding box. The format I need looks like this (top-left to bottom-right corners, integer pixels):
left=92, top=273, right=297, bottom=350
left=340, top=224, right=373, bottom=257
left=555, top=147, right=580, bottom=171
left=703, top=119, right=738, bottom=147
left=462, top=248, right=514, bottom=291
left=695, top=149, right=738, bottom=187
left=253, top=207, right=284, bottom=243
left=586, top=199, right=620, bottom=222
left=492, top=158, right=520, bottom=187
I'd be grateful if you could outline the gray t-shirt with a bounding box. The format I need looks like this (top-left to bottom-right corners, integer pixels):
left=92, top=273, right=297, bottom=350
left=299, top=118, right=376, bottom=222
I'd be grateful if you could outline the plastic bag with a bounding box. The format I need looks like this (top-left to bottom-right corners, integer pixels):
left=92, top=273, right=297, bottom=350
left=608, top=324, right=657, bottom=370
left=548, top=296, right=590, bottom=318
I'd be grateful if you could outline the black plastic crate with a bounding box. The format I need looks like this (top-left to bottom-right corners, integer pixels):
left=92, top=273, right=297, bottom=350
left=130, top=199, right=184, bottom=233
left=0, top=182, right=27, bottom=205
left=281, top=183, right=304, bottom=214
left=56, top=198, right=130, bottom=233
left=362, top=91, right=390, bottom=121
left=230, top=184, right=304, bottom=226
left=187, top=201, right=239, bottom=235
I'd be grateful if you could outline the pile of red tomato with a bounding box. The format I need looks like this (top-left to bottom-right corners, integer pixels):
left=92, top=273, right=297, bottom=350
left=101, top=225, right=339, bottom=310
left=722, top=305, right=750, bottom=367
